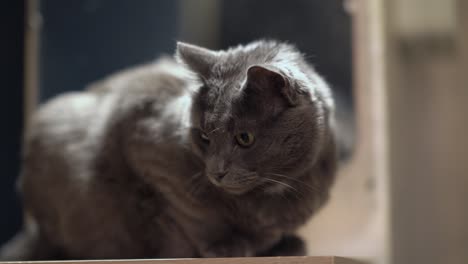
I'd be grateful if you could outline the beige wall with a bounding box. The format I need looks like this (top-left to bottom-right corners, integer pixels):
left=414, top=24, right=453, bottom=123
left=387, top=0, right=468, bottom=263
left=302, top=0, right=389, bottom=262
left=303, top=1, right=468, bottom=263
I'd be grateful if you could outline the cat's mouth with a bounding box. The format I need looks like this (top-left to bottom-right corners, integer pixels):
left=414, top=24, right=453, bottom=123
left=207, top=172, right=259, bottom=195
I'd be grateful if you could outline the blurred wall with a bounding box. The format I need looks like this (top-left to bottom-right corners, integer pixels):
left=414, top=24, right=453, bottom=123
left=387, top=0, right=468, bottom=263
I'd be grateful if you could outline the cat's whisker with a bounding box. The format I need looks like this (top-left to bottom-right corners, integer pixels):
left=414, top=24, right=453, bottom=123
left=262, top=177, right=303, bottom=199
left=257, top=184, right=292, bottom=204
left=265, top=165, right=296, bottom=170
left=207, top=126, right=222, bottom=135
left=265, top=172, right=319, bottom=193
left=191, top=171, right=202, bottom=178
left=187, top=172, right=201, bottom=183
left=187, top=172, right=206, bottom=195
left=232, top=144, right=239, bottom=154
left=190, top=180, right=206, bottom=196
left=233, top=178, right=257, bottom=184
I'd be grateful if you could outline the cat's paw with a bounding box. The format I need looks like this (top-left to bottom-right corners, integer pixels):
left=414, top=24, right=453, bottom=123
left=258, top=234, right=306, bottom=256
left=200, top=238, right=254, bottom=258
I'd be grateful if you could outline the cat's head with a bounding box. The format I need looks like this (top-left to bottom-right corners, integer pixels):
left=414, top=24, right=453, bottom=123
left=176, top=40, right=333, bottom=195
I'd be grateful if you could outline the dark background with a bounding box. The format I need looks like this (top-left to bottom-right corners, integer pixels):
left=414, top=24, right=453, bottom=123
left=39, top=0, right=179, bottom=101
left=0, top=0, right=25, bottom=246
left=0, top=0, right=351, bottom=244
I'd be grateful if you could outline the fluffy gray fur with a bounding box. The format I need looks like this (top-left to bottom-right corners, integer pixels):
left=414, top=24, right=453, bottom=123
left=0, top=40, right=337, bottom=260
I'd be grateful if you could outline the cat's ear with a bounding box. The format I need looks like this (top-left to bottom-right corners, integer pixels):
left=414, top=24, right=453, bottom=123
left=247, top=65, right=298, bottom=106
left=176, top=42, right=218, bottom=79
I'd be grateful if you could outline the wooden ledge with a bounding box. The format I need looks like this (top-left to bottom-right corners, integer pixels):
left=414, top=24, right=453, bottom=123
left=0, top=256, right=365, bottom=264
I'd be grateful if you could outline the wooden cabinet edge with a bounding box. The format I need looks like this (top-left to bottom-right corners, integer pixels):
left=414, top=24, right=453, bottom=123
left=0, top=256, right=367, bottom=264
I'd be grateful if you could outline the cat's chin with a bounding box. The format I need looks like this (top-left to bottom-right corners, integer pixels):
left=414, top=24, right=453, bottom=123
left=221, top=186, right=251, bottom=195
left=217, top=181, right=260, bottom=195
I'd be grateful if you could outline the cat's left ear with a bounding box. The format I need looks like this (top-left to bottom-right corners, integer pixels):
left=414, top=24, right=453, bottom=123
left=176, top=42, right=218, bottom=80
left=247, top=65, right=298, bottom=106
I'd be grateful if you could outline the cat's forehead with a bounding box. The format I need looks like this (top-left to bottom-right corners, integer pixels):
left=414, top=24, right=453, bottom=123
left=200, top=95, right=268, bottom=132
left=198, top=89, right=258, bottom=131
left=196, top=87, right=230, bottom=127
left=200, top=75, right=244, bottom=110
left=200, top=105, right=235, bottom=134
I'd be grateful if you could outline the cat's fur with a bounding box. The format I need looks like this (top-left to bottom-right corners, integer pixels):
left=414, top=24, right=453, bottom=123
left=0, top=40, right=337, bottom=260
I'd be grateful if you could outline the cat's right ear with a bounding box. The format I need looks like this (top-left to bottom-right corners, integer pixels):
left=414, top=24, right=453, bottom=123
left=176, top=42, right=218, bottom=80
left=247, top=65, right=298, bottom=106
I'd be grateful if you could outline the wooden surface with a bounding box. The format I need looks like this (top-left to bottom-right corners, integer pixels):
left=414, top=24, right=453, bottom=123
left=0, top=257, right=364, bottom=264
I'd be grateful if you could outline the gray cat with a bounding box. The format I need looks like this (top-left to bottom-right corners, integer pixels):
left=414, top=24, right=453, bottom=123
left=0, top=40, right=337, bottom=260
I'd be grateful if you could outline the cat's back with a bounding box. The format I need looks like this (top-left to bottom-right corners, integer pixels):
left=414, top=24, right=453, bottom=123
left=25, top=57, right=190, bottom=159
left=22, top=57, right=192, bottom=193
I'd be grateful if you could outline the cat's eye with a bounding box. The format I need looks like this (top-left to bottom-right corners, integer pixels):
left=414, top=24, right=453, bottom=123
left=200, top=131, right=210, bottom=142
left=235, top=132, right=255, bottom=147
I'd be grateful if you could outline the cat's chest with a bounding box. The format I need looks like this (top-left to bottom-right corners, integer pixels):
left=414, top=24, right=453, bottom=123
left=225, top=195, right=308, bottom=232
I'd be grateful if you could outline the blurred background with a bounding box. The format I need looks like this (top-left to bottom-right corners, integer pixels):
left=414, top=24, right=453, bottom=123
left=2, top=0, right=468, bottom=264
